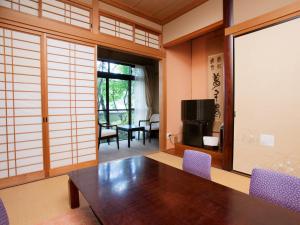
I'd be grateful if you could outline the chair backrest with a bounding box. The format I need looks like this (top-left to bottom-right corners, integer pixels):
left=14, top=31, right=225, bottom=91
left=182, top=150, right=211, bottom=180
left=250, top=168, right=300, bottom=213
left=150, top=114, right=159, bottom=122
left=0, top=199, right=9, bottom=225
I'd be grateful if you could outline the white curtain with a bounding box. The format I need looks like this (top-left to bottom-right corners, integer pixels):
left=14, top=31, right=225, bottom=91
left=133, top=65, right=148, bottom=125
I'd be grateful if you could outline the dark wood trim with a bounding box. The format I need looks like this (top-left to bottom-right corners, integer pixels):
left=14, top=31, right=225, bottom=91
left=223, top=0, right=234, bottom=170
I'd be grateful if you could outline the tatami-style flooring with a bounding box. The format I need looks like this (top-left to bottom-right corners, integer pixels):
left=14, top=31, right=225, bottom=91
left=0, top=152, right=250, bottom=225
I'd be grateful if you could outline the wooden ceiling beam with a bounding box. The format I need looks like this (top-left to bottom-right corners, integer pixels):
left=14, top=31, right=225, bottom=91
left=99, top=0, right=208, bottom=25
left=100, top=0, right=162, bottom=24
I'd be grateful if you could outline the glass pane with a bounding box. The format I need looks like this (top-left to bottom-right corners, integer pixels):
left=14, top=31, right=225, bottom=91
left=110, top=110, right=129, bottom=125
left=98, top=111, right=107, bottom=123
left=97, top=61, right=108, bottom=72
left=109, top=79, right=129, bottom=124
left=109, top=62, right=132, bottom=75
left=97, top=78, right=106, bottom=110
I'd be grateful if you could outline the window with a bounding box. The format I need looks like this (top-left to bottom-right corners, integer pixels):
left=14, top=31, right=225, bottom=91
left=42, top=0, right=91, bottom=29
left=99, top=15, right=134, bottom=41
left=99, top=15, right=161, bottom=50
left=97, top=60, right=135, bottom=127
left=135, top=28, right=160, bottom=49
left=0, top=0, right=39, bottom=16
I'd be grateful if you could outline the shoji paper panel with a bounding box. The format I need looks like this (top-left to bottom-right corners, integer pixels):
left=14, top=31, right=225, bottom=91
left=0, top=0, right=39, bottom=16
left=42, top=0, right=91, bottom=30
left=99, top=15, right=134, bottom=41
left=0, top=28, right=43, bottom=179
left=135, top=28, right=160, bottom=49
left=47, top=38, right=96, bottom=169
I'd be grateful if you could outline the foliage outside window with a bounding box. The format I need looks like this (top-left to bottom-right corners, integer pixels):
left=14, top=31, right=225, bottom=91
left=97, top=60, right=135, bottom=126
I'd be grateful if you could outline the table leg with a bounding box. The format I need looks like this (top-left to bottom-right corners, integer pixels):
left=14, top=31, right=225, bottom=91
left=143, top=129, right=145, bottom=145
left=68, top=179, right=79, bottom=209
left=128, top=131, right=131, bottom=148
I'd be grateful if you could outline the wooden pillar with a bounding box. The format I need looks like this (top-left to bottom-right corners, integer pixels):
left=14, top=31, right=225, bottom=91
left=92, top=0, right=99, bottom=34
left=223, top=0, right=234, bottom=170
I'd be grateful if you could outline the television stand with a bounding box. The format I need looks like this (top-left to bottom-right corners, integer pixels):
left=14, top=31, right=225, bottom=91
left=166, top=143, right=223, bottom=169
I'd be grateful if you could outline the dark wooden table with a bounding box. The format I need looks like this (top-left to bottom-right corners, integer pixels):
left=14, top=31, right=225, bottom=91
left=68, top=156, right=300, bottom=225
left=117, top=125, right=145, bottom=148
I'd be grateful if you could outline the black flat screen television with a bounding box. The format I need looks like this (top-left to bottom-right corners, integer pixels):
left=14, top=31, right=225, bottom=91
left=181, top=99, right=215, bottom=122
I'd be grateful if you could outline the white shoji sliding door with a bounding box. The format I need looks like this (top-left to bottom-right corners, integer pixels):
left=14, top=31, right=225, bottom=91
left=0, top=28, right=44, bottom=179
left=47, top=38, right=97, bottom=169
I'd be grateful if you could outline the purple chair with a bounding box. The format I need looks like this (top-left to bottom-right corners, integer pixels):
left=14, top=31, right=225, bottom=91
left=182, top=150, right=211, bottom=180
left=0, top=198, right=9, bottom=225
left=250, top=168, right=300, bottom=213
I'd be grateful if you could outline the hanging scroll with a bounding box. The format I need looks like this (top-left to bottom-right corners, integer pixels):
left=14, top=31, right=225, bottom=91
left=208, top=53, right=224, bottom=132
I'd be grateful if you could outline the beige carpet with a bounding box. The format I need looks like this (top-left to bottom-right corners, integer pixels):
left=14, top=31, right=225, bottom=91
left=0, top=152, right=250, bottom=225
left=99, top=139, right=159, bottom=162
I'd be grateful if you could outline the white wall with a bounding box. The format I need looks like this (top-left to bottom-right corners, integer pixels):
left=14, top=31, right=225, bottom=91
left=233, top=0, right=297, bottom=24
left=163, top=0, right=223, bottom=44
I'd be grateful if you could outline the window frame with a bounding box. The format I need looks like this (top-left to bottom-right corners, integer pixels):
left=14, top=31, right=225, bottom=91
left=97, top=60, right=135, bottom=126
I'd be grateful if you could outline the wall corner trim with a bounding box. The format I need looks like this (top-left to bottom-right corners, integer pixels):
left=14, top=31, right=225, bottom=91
left=163, top=20, right=224, bottom=48
left=225, top=1, right=300, bottom=36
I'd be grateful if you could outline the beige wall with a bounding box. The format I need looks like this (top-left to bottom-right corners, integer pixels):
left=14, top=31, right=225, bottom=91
left=234, top=17, right=300, bottom=177
left=98, top=1, right=162, bottom=32
left=166, top=42, right=192, bottom=149
left=165, top=29, right=224, bottom=149
left=191, top=29, right=224, bottom=99
left=163, top=0, right=223, bottom=44
left=233, top=0, right=297, bottom=24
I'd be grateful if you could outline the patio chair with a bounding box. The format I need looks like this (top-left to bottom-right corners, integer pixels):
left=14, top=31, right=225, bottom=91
left=98, top=123, right=119, bottom=150
left=139, top=114, right=159, bottom=142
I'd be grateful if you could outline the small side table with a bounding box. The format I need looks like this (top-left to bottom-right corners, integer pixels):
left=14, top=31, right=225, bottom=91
left=118, top=125, right=145, bottom=148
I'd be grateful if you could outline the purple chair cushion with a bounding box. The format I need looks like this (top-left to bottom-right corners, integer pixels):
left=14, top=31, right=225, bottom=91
left=0, top=199, right=9, bottom=225
left=250, top=168, right=300, bottom=213
left=182, top=150, right=211, bottom=180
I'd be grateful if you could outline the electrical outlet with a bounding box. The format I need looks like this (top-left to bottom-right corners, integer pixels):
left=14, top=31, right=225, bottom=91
left=260, top=134, right=275, bottom=147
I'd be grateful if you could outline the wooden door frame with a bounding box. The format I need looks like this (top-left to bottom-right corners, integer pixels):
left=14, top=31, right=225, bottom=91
left=223, top=0, right=234, bottom=170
